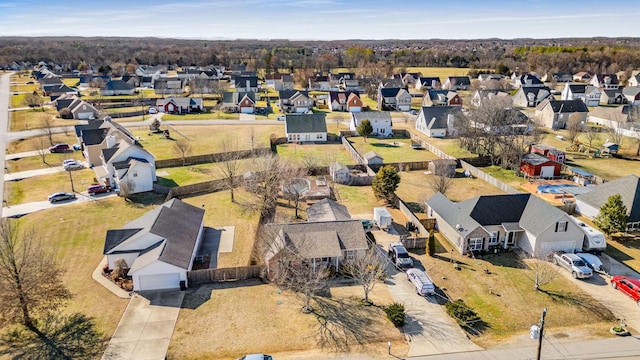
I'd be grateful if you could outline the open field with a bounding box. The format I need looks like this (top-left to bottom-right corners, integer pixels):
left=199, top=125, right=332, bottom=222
left=170, top=281, right=406, bottom=360
left=12, top=196, right=166, bottom=353
left=347, top=137, right=440, bottom=163
left=276, top=143, right=354, bottom=166
left=128, top=124, right=283, bottom=159
left=417, top=235, right=616, bottom=347
left=5, top=168, right=97, bottom=205
left=103, top=106, right=141, bottom=114
left=405, top=67, right=471, bottom=78
left=10, top=109, right=78, bottom=132
left=8, top=133, right=78, bottom=154
left=395, top=170, right=505, bottom=204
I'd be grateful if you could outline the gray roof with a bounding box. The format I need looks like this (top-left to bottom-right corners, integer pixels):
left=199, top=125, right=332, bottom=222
left=81, top=128, right=109, bottom=146
left=279, top=89, right=308, bottom=100
left=102, top=146, right=120, bottom=162
left=540, top=99, right=589, bottom=113
left=74, top=120, right=102, bottom=138
left=306, top=199, right=352, bottom=222
left=103, top=228, right=143, bottom=254
left=420, top=106, right=461, bottom=130
left=622, top=86, right=640, bottom=97
left=521, top=153, right=559, bottom=166
left=104, top=80, right=134, bottom=91
left=447, top=76, right=471, bottom=85
left=380, top=87, right=404, bottom=97
left=576, top=175, right=640, bottom=222
left=364, top=151, right=382, bottom=161
left=352, top=111, right=392, bottom=122
left=285, top=114, right=327, bottom=134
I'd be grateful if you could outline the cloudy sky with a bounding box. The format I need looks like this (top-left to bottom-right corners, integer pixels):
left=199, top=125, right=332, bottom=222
left=0, top=0, right=639, bottom=39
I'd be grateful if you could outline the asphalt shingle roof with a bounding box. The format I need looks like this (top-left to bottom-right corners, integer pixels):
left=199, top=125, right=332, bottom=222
left=285, top=114, right=327, bottom=134
left=306, top=199, right=352, bottom=222
left=576, top=175, right=640, bottom=222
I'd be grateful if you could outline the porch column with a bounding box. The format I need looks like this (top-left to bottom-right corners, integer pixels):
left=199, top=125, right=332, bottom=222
left=503, top=232, right=509, bottom=249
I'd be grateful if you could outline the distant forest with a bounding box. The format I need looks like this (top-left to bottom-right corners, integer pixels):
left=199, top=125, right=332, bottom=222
left=2, top=37, right=640, bottom=76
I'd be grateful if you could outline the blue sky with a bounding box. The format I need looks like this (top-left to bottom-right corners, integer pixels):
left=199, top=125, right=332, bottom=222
left=1, top=0, right=639, bottom=39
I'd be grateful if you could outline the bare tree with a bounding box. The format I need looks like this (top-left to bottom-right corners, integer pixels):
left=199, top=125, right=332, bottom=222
left=40, top=114, right=55, bottom=146
left=243, top=154, right=301, bottom=219
left=566, top=113, right=583, bottom=143
left=582, top=125, right=599, bottom=154
left=607, top=111, right=626, bottom=147
left=172, top=139, right=192, bottom=166
left=0, top=220, right=72, bottom=335
left=22, top=91, right=43, bottom=110
left=430, top=175, right=454, bottom=195
left=117, top=179, right=134, bottom=201
left=341, top=248, right=385, bottom=304
left=30, top=136, right=48, bottom=164
left=522, top=251, right=557, bottom=291
left=216, top=139, right=243, bottom=203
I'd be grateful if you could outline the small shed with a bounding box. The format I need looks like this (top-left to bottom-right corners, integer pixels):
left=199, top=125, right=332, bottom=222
left=520, top=153, right=562, bottom=178
left=531, top=143, right=555, bottom=156
left=602, top=142, right=619, bottom=155
left=364, top=151, right=383, bottom=165
left=330, top=162, right=350, bottom=184
left=547, top=148, right=566, bottom=164
left=428, top=159, right=457, bottom=177
left=373, top=207, right=392, bottom=229
left=570, top=168, right=595, bottom=186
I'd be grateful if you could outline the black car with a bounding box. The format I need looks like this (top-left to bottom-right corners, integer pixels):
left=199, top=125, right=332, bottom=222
left=48, top=192, right=76, bottom=203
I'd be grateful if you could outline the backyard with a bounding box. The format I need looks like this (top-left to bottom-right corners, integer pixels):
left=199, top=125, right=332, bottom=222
left=155, top=159, right=257, bottom=187
left=394, top=170, right=505, bottom=204
left=276, top=143, right=354, bottom=166
left=347, top=137, right=440, bottom=163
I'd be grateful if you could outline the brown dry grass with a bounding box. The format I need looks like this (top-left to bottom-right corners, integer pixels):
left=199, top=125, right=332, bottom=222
left=10, top=109, right=79, bottom=132
left=169, top=281, right=406, bottom=360
left=7, top=133, right=79, bottom=154
left=5, top=169, right=97, bottom=205
left=395, top=170, right=505, bottom=204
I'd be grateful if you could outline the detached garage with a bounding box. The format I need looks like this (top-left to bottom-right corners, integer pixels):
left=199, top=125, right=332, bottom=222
left=103, top=198, right=205, bottom=292
left=520, top=153, right=562, bottom=179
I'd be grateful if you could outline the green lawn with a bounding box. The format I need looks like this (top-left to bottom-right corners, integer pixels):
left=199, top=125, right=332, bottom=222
left=347, top=137, right=439, bottom=163
left=156, top=159, right=256, bottom=187
left=480, top=165, right=527, bottom=189
left=162, top=111, right=239, bottom=120
left=275, top=143, right=354, bottom=166
left=10, top=92, right=28, bottom=108
left=5, top=169, right=97, bottom=205
left=11, top=83, right=39, bottom=93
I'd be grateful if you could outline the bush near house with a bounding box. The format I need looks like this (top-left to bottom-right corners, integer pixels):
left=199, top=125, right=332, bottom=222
left=384, top=302, right=406, bottom=327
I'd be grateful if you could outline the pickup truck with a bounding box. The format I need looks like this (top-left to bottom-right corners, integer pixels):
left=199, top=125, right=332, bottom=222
left=553, top=253, right=592, bottom=279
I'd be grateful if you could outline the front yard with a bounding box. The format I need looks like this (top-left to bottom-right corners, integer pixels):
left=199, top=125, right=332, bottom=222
left=5, top=168, right=97, bottom=205
left=10, top=109, right=79, bottom=132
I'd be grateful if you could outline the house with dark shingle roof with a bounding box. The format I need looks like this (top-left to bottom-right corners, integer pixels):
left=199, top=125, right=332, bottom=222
left=414, top=106, right=462, bottom=138
left=426, top=193, right=584, bottom=256
left=600, top=89, right=626, bottom=105
left=575, top=175, right=640, bottom=231
left=103, top=198, right=205, bottom=291
left=415, top=77, right=441, bottom=91
left=101, top=80, right=135, bottom=96
left=623, top=86, right=640, bottom=105
left=279, top=90, right=313, bottom=113
left=535, top=98, right=589, bottom=130
left=443, top=76, right=471, bottom=90
left=285, top=113, right=327, bottom=142
left=590, top=74, right=620, bottom=89
left=561, top=83, right=601, bottom=106
left=422, top=90, right=463, bottom=107
left=512, top=86, right=553, bottom=108
left=513, top=74, right=544, bottom=89
left=377, top=87, right=411, bottom=111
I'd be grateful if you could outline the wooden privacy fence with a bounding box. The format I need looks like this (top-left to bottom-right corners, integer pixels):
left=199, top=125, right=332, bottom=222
left=402, top=237, right=427, bottom=250
left=187, top=265, right=266, bottom=285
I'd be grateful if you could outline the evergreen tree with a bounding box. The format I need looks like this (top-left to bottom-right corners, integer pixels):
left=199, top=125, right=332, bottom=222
left=372, top=165, right=400, bottom=203
left=594, top=194, right=628, bottom=235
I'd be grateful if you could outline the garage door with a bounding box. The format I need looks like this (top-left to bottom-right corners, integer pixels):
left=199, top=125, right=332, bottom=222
left=540, top=240, right=579, bottom=254
left=350, top=107, right=361, bottom=112
left=138, top=273, right=181, bottom=291
left=540, top=166, right=555, bottom=178
left=240, top=107, right=253, bottom=114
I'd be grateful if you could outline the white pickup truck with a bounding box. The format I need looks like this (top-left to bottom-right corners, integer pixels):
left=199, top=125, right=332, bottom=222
left=553, top=253, right=593, bottom=279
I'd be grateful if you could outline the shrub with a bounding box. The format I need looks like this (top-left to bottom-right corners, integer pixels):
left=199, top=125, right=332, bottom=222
left=384, top=302, right=405, bottom=327
left=445, top=299, right=480, bottom=326
left=428, top=230, right=435, bottom=256
left=59, top=108, right=73, bottom=119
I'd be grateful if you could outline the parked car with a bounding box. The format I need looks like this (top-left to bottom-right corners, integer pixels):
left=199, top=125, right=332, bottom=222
left=406, top=268, right=435, bottom=296
left=611, top=276, right=640, bottom=306
left=553, top=253, right=592, bottom=279
left=88, top=184, right=112, bottom=195
left=575, top=253, right=604, bottom=273
left=388, top=242, right=413, bottom=268
left=48, top=192, right=76, bottom=203
left=276, top=115, right=286, bottom=121
left=62, top=159, right=84, bottom=171
left=148, top=107, right=158, bottom=114
left=237, top=355, right=273, bottom=360
left=49, top=143, right=71, bottom=153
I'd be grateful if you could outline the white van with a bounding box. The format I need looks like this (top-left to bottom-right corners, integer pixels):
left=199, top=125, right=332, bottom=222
left=406, top=268, right=435, bottom=296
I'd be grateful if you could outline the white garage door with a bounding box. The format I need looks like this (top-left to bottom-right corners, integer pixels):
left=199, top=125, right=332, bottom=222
left=138, top=273, right=181, bottom=291
left=540, top=166, right=555, bottom=178
left=350, top=107, right=361, bottom=113
left=540, top=240, right=579, bottom=254
left=240, top=107, right=253, bottom=114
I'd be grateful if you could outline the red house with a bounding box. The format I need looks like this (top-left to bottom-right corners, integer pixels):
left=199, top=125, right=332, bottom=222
left=520, top=153, right=562, bottom=178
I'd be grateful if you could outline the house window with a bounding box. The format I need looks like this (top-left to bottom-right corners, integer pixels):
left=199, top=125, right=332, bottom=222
left=344, top=250, right=356, bottom=261
left=380, top=128, right=385, bottom=134
left=469, top=238, right=483, bottom=251
left=316, top=134, right=323, bottom=139
left=488, top=231, right=499, bottom=245
left=555, top=221, right=568, bottom=232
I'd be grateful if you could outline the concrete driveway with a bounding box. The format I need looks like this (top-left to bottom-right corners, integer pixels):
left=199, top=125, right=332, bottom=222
left=2, top=191, right=118, bottom=218
left=555, top=253, right=640, bottom=333
left=103, top=290, right=185, bottom=360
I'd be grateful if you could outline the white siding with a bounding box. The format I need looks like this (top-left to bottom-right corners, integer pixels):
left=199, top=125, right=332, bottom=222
left=575, top=200, right=600, bottom=219
left=107, top=252, right=139, bottom=269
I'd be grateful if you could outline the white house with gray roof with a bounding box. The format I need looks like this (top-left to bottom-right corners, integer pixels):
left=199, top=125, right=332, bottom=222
left=103, top=198, right=205, bottom=291
left=427, top=193, right=584, bottom=256
left=414, top=106, right=461, bottom=138
left=284, top=114, right=327, bottom=143
left=349, top=111, right=392, bottom=136
left=575, top=175, right=640, bottom=231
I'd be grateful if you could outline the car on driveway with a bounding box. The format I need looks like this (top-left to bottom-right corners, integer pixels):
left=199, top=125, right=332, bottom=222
left=611, top=276, right=640, bottom=306
left=148, top=107, right=158, bottom=114
left=553, top=253, right=592, bottom=279
left=276, top=115, right=286, bottom=121
left=389, top=242, right=414, bottom=268
left=49, top=143, right=71, bottom=153
left=88, top=184, right=112, bottom=195
left=237, top=355, right=272, bottom=360
left=576, top=253, right=604, bottom=273
left=48, top=192, right=76, bottom=203
left=62, top=159, right=84, bottom=171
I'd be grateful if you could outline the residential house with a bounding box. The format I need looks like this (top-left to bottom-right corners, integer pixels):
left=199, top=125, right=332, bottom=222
left=285, top=114, right=327, bottom=143
left=471, top=89, right=511, bottom=107
left=590, top=74, right=620, bottom=90
left=221, top=92, right=256, bottom=113
left=377, top=87, right=412, bottom=111
left=350, top=111, right=392, bottom=136
left=232, top=73, right=259, bottom=92
left=55, top=95, right=99, bottom=120
left=363, top=151, right=383, bottom=165
left=264, top=73, right=294, bottom=91
left=443, top=76, right=471, bottom=90
left=140, top=76, right=154, bottom=88
left=513, top=74, right=544, bottom=88
left=628, top=74, right=640, bottom=87
left=575, top=175, right=640, bottom=231
left=429, top=159, right=457, bottom=177
left=306, top=198, right=352, bottom=222
left=422, top=90, right=463, bottom=107
left=600, top=89, right=627, bottom=105
left=75, top=119, right=156, bottom=194
left=379, top=78, right=405, bottom=89
left=177, top=68, right=223, bottom=81
left=426, top=193, right=585, bottom=256
left=37, top=77, right=63, bottom=88
left=471, top=109, right=533, bottom=135
left=623, top=87, right=640, bottom=105
left=309, top=75, right=331, bottom=91
left=279, top=90, right=313, bottom=113
left=561, top=83, right=602, bottom=106
left=135, top=65, right=166, bottom=78
left=512, top=86, right=553, bottom=108
left=328, top=91, right=363, bottom=112
left=478, top=74, right=506, bottom=82
left=520, top=153, right=562, bottom=178
left=154, top=78, right=184, bottom=95
left=338, top=75, right=361, bottom=91
left=535, top=99, right=589, bottom=130
left=264, top=220, right=369, bottom=272
left=42, top=84, right=78, bottom=98
left=100, top=80, right=135, bottom=96
left=103, top=198, right=205, bottom=291
left=121, top=74, right=140, bottom=88
left=551, top=73, right=573, bottom=82
left=573, top=71, right=594, bottom=82
left=188, top=78, right=224, bottom=95
left=400, top=73, right=421, bottom=86
left=414, top=106, right=461, bottom=138
left=415, top=77, right=441, bottom=91
left=156, top=97, right=204, bottom=114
